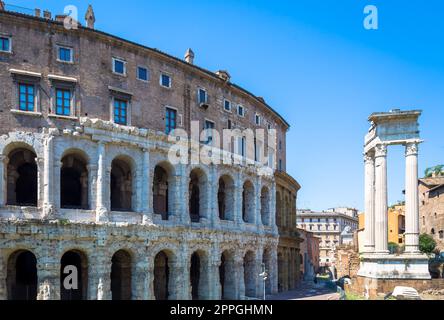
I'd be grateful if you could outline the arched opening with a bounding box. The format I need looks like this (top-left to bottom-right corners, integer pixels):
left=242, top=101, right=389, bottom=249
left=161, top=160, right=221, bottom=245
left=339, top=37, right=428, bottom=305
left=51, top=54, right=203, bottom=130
left=219, top=251, right=236, bottom=299
left=242, top=180, right=255, bottom=223
left=153, top=251, right=170, bottom=300
left=189, top=169, right=207, bottom=223
left=261, top=186, right=270, bottom=225
left=218, top=175, right=235, bottom=221
left=263, top=249, right=272, bottom=294
left=6, top=250, right=37, bottom=300
left=153, top=165, right=169, bottom=220
left=110, top=157, right=133, bottom=211
left=6, top=148, right=37, bottom=206
left=190, top=252, right=201, bottom=300
left=243, top=251, right=256, bottom=298
left=60, top=250, right=88, bottom=300
left=111, top=250, right=132, bottom=300
left=61, top=153, right=89, bottom=209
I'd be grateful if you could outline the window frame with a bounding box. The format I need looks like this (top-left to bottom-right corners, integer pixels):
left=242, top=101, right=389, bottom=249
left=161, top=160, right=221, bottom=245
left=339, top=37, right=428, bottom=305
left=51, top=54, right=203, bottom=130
left=203, top=119, right=215, bottom=144
left=18, top=82, right=37, bottom=112
left=255, top=113, right=262, bottom=125
left=160, top=73, right=172, bottom=88
left=237, top=104, right=245, bottom=117
left=112, top=57, right=127, bottom=76
left=223, top=99, right=232, bottom=112
left=54, top=87, right=73, bottom=117
left=57, top=45, right=74, bottom=63
left=113, top=98, right=129, bottom=125
left=197, top=88, right=208, bottom=104
left=0, top=36, right=12, bottom=53
left=165, top=106, right=178, bottom=134
left=137, top=66, right=149, bottom=82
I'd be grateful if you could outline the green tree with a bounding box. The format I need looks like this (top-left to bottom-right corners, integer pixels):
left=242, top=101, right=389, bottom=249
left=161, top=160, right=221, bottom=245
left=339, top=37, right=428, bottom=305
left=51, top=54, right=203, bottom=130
left=424, top=165, right=444, bottom=178
left=419, top=233, right=436, bottom=254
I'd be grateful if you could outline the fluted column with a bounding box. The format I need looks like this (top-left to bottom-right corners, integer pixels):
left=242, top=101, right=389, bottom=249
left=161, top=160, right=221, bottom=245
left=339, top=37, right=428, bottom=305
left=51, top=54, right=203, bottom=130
left=141, top=149, right=152, bottom=224
left=404, top=142, right=421, bottom=254
left=364, top=152, right=375, bottom=253
left=374, top=144, right=389, bottom=254
left=96, top=141, right=108, bottom=222
left=42, top=134, right=55, bottom=218
left=37, top=256, right=60, bottom=300
left=0, top=156, right=7, bottom=207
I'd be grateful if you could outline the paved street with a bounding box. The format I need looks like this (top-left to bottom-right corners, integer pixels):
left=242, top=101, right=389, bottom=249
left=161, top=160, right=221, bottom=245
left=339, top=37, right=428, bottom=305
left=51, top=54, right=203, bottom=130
left=268, top=281, right=341, bottom=300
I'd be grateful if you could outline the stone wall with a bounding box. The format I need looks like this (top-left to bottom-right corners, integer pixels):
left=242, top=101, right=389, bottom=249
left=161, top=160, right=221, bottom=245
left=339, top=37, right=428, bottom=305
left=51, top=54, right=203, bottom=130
left=335, top=245, right=360, bottom=279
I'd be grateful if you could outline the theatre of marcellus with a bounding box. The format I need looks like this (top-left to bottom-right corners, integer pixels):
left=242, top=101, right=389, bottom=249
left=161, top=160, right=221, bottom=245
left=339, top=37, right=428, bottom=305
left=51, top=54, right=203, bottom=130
left=0, top=4, right=301, bottom=300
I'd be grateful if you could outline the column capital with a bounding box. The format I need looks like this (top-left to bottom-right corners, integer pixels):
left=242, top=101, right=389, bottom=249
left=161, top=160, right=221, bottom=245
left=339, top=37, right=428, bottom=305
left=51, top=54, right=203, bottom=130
left=405, top=142, right=419, bottom=156
left=374, top=144, right=387, bottom=158
left=363, top=152, right=374, bottom=163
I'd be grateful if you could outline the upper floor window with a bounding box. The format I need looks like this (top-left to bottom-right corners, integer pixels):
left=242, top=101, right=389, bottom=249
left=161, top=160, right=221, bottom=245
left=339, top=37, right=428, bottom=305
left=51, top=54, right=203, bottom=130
left=198, top=88, right=208, bottom=104
left=278, top=159, right=283, bottom=171
left=19, top=83, right=35, bottom=112
left=114, top=98, right=128, bottom=125
left=165, top=107, right=177, bottom=134
left=113, top=58, right=126, bottom=75
left=0, top=36, right=11, bottom=53
left=58, top=46, right=73, bottom=63
left=267, top=122, right=272, bottom=130
left=255, top=114, right=262, bottom=125
left=160, top=73, right=171, bottom=88
left=224, top=99, right=231, bottom=112
left=137, top=66, right=149, bottom=81
left=237, top=105, right=244, bottom=117
left=204, top=120, right=215, bottom=144
left=227, top=119, right=232, bottom=129
left=55, top=88, right=72, bottom=116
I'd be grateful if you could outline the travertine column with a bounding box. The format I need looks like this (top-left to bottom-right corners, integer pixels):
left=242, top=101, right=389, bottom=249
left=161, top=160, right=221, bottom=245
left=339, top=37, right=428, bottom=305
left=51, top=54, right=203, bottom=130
left=374, top=144, right=389, bottom=254
left=89, top=253, right=111, bottom=300
left=132, top=258, right=150, bottom=300
left=141, top=149, right=152, bottom=224
left=0, top=156, right=7, bottom=207
left=43, top=134, right=55, bottom=218
left=364, top=152, right=375, bottom=253
left=208, top=245, right=222, bottom=299
left=234, top=173, right=243, bottom=225
left=37, top=256, right=60, bottom=300
left=96, top=141, right=108, bottom=222
left=270, top=182, right=277, bottom=232
left=404, top=142, right=421, bottom=254
left=175, top=164, right=190, bottom=224
left=235, top=253, right=245, bottom=299
left=255, top=248, right=264, bottom=299
left=0, top=251, right=6, bottom=299
left=255, top=177, right=262, bottom=228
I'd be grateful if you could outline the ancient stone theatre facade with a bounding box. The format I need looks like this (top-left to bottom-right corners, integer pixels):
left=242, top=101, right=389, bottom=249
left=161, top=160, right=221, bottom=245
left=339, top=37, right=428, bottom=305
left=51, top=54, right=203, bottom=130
left=0, top=5, right=300, bottom=300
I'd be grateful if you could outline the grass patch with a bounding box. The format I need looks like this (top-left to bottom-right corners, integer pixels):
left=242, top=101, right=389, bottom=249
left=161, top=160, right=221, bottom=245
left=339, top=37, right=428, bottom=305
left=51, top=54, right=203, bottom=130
left=345, top=292, right=366, bottom=300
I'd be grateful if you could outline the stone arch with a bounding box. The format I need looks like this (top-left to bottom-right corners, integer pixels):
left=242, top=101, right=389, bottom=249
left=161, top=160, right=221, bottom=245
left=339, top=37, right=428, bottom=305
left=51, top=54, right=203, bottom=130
left=6, top=146, right=38, bottom=206
left=261, top=186, right=270, bottom=225
left=243, top=250, right=257, bottom=298
left=153, top=250, right=175, bottom=300
left=189, top=168, right=208, bottom=223
left=110, top=156, right=134, bottom=211
left=219, top=250, right=236, bottom=299
left=6, top=249, right=37, bottom=300
left=189, top=250, right=210, bottom=300
left=153, top=161, right=175, bottom=220
left=242, top=180, right=255, bottom=223
left=60, top=249, right=88, bottom=300
left=111, top=249, right=132, bottom=300
left=60, top=150, right=89, bottom=209
left=218, top=174, right=235, bottom=221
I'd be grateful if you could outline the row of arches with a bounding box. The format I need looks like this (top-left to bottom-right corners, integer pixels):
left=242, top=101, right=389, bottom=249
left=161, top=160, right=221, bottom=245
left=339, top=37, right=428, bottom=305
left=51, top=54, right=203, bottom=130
left=3, top=147, right=271, bottom=224
left=5, top=247, right=273, bottom=300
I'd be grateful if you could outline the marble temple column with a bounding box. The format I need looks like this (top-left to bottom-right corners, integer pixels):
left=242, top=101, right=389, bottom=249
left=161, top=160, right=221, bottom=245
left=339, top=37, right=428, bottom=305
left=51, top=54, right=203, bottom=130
left=364, top=152, right=375, bottom=253
left=374, top=144, right=389, bottom=254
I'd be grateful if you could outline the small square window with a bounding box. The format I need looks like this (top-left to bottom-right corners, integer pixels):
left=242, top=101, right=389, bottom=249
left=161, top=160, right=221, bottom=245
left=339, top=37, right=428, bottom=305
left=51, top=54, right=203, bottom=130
left=113, top=58, right=126, bottom=75
left=137, top=67, right=149, bottom=81
left=58, top=46, right=73, bottom=63
left=160, top=73, right=171, bottom=88
left=237, top=105, right=244, bottom=117
left=0, top=37, right=11, bottom=53
left=224, top=99, right=231, bottom=112
left=198, top=88, right=207, bottom=104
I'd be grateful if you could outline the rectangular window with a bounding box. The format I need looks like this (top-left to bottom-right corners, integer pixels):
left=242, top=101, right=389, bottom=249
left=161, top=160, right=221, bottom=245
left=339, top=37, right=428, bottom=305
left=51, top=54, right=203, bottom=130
left=55, top=89, right=71, bottom=116
left=204, top=120, right=215, bottom=143
left=160, top=73, right=171, bottom=88
left=227, top=119, right=232, bottom=129
left=113, top=58, right=126, bottom=75
left=165, top=107, right=177, bottom=134
left=237, top=105, right=244, bottom=117
left=279, top=159, right=282, bottom=171
left=58, top=46, right=73, bottom=62
left=0, top=37, right=10, bottom=52
left=198, top=88, right=208, bottom=104
left=18, top=83, right=35, bottom=112
left=114, top=99, right=128, bottom=125
left=137, top=67, right=149, bottom=81
left=224, top=99, right=231, bottom=112
left=255, top=114, right=261, bottom=125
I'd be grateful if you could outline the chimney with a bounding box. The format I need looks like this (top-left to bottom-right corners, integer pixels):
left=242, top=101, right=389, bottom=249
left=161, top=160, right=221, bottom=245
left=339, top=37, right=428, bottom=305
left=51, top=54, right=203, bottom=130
left=216, top=70, right=231, bottom=82
left=55, top=15, right=67, bottom=23
left=43, top=10, right=52, bottom=20
left=185, top=48, right=194, bottom=64
left=35, top=8, right=41, bottom=18
left=85, top=5, right=96, bottom=29
left=0, top=1, right=5, bottom=11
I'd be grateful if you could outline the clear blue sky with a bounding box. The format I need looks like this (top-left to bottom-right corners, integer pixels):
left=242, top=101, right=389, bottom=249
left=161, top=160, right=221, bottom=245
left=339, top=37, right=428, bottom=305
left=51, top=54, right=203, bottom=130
left=9, top=0, right=444, bottom=211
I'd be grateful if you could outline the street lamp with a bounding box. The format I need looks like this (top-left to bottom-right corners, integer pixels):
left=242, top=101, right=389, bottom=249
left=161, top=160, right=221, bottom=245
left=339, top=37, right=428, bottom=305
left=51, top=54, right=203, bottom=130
left=259, top=263, right=268, bottom=300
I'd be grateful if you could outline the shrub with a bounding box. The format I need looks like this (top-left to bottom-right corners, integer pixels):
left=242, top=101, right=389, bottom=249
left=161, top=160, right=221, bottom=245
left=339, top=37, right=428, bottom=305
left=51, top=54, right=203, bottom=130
left=419, top=233, right=436, bottom=254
